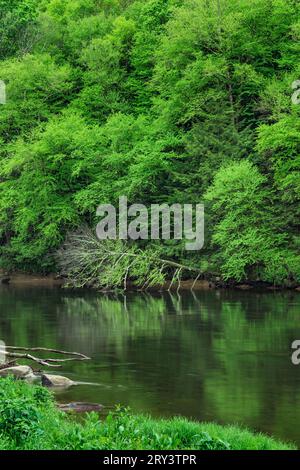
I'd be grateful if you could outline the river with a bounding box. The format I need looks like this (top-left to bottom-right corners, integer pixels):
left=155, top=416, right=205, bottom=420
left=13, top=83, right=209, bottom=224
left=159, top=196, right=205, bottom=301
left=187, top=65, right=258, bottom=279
left=0, top=285, right=299, bottom=446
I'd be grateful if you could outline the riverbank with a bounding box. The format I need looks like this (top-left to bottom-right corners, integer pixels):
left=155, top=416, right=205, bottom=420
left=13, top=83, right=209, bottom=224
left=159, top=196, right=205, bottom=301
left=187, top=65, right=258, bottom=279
left=0, top=378, right=295, bottom=450
left=0, top=271, right=63, bottom=287
left=1, top=270, right=300, bottom=292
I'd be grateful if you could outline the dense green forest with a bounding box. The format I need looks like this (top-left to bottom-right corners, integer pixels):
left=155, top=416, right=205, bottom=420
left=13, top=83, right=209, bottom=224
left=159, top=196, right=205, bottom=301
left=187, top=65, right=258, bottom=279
left=0, top=0, right=299, bottom=286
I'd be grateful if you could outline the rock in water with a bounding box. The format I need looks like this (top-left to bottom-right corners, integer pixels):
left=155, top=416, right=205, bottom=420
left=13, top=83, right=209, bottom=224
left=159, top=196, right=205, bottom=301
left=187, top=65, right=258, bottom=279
left=0, top=365, right=33, bottom=379
left=41, top=374, right=74, bottom=388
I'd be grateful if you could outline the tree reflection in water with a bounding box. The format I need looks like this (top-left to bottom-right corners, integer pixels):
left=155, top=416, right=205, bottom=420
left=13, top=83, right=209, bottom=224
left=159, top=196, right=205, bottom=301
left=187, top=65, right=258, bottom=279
left=0, top=286, right=299, bottom=446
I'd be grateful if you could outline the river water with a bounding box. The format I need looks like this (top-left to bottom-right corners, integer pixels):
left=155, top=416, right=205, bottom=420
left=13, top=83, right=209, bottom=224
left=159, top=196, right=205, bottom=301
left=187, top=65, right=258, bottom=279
left=0, top=286, right=299, bottom=446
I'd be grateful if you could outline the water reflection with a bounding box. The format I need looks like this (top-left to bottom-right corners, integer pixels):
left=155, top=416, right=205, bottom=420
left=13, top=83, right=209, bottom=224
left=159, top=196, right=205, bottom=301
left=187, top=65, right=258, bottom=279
left=0, top=286, right=299, bottom=445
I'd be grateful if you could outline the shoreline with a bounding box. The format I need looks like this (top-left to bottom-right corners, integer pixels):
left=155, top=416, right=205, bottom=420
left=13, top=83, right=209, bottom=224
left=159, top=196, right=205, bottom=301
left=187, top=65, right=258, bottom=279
left=0, top=377, right=296, bottom=450
left=1, top=270, right=300, bottom=292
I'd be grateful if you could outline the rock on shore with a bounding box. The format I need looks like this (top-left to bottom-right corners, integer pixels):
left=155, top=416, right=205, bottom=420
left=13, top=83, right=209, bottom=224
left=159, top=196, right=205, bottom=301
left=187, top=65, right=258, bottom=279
left=41, top=374, right=74, bottom=388
left=0, top=365, right=34, bottom=379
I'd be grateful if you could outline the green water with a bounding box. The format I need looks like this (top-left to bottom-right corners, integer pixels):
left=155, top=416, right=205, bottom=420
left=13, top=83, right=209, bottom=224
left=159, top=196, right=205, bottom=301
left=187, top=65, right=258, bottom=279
left=0, top=286, right=299, bottom=446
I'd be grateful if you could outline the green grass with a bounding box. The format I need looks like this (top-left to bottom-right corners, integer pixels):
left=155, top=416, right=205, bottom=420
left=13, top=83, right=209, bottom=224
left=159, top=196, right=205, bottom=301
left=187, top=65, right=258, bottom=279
left=0, top=377, right=296, bottom=450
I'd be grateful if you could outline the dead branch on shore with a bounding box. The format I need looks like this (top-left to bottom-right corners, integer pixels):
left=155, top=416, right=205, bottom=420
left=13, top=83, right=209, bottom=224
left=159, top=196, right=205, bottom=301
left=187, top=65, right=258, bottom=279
left=2, top=347, right=91, bottom=368
left=5, top=346, right=90, bottom=359
left=56, top=227, right=208, bottom=291
left=4, top=352, right=61, bottom=367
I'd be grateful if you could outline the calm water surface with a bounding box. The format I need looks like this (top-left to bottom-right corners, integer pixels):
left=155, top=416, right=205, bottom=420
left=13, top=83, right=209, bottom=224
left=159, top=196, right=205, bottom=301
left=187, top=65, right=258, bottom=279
left=0, top=286, right=299, bottom=446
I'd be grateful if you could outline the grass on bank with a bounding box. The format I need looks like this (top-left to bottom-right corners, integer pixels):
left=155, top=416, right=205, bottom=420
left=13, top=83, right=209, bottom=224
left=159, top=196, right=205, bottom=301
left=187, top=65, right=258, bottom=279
left=0, top=377, right=295, bottom=450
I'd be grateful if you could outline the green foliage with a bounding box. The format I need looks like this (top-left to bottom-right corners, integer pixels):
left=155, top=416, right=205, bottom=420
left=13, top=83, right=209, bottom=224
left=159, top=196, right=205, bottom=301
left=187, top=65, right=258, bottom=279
left=57, top=228, right=166, bottom=289
left=0, top=377, right=52, bottom=445
left=0, top=0, right=299, bottom=284
left=0, top=0, right=39, bottom=59
left=257, top=113, right=300, bottom=224
left=0, top=113, right=103, bottom=271
left=0, top=378, right=294, bottom=450
left=0, top=54, right=74, bottom=142
left=96, top=405, right=231, bottom=450
left=205, top=160, right=300, bottom=283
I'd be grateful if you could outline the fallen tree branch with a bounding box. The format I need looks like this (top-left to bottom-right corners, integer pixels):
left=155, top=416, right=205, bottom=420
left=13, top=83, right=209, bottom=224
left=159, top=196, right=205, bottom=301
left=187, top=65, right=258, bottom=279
left=5, top=352, right=62, bottom=368
left=5, top=346, right=90, bottom=360
left=2, top=346, right=91, bottom=368
left=56, top=228, right=220, bottom=291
